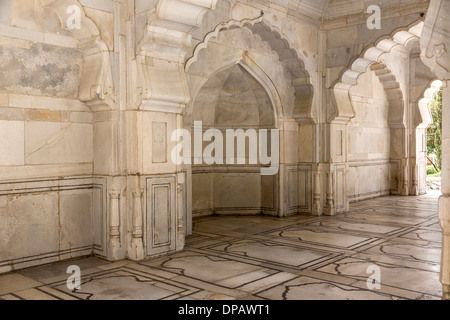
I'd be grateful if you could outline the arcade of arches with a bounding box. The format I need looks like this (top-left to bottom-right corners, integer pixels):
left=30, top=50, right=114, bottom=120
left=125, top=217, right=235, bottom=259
left=1, top=0, right=450, bottom=299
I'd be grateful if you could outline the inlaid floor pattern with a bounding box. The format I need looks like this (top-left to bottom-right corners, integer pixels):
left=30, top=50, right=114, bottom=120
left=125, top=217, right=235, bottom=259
left=0, top=192, right=442, bottom=300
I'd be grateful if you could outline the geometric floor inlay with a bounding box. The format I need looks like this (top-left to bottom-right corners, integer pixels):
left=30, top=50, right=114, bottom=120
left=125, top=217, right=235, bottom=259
left=0, top=191, right=442, bottom=300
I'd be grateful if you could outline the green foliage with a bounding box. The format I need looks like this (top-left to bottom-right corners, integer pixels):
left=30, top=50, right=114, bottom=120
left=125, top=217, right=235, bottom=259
left=427, top=89, right=442, bottom=170
left=427, top=166, right=441, bottom=177
left=429, top=171, right=442, bottom=178
left=427, top=166, right=438, bottom=175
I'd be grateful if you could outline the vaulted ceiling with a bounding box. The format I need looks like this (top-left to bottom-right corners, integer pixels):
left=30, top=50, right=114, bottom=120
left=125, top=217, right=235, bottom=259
left=247, top=0, right=430, bottom=22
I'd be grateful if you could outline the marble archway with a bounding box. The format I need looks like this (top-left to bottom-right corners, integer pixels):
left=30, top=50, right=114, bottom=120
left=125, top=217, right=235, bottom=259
left=189, top=63, right=279, bottom=219
left=182, top=23, right=315, bottom=233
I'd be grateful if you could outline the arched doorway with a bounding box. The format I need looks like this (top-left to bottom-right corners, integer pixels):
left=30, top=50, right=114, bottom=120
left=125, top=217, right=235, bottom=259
left=189, top=63, right=278, bottom=219
left=420, top=80, right=443, bottom=192
left=182, top=24, right=316, bottom=234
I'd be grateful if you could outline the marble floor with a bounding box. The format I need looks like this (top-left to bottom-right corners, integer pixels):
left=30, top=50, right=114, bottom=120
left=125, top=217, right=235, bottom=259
left=0, top=192, right=443, bottom=300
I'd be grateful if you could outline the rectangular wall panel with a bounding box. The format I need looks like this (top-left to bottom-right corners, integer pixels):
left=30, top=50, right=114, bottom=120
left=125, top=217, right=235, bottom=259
left=286, top=164, right=312, bottom=215
left=0, top=176, right=101, bottom=273
left=298, top=165, right=312, bottom=213
left=152, top=122, right=167, bottom=163
left=153, top=185, right=170, bottom=246
left=146, top=176, right=176, bottom=256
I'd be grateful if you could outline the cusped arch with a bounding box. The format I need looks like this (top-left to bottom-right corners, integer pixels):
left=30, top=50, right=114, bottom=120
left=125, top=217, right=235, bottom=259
left=186, top=17, right=314, bottom=124
left=41, top=0, right=114, bottom=111
left=416, top=79, right=442, bottom=129
left=333, top=21, right=424, bottom=126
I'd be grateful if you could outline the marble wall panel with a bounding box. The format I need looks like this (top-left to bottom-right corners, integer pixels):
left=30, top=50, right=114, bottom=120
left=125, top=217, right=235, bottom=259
left=25, top=121, right=93, bottom=165
left=0, top=43, right=83, bottom=98
left=0, top=120, right=24, bottom=165
left=0, top=177, right=100, bottom=273
left=145, top=175, right=177, bottom=256
left=213, top=172, right=262, bottom=213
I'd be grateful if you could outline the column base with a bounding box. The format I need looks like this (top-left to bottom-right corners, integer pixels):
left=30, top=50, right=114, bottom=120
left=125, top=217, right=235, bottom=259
left=443, top=285, right=450, bottom=300
left=312, top=202, right=322, bottom=216
left=109, top=237, right=122, bottom=261
left=128, top=237, right=144, bottom=261
left=177, top=226, right=185, bottom=251
left=324, top=202, right=335, bottom=216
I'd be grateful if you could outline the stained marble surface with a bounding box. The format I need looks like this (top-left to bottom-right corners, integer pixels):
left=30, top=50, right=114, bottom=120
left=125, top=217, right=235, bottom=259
left=0, top=193, right=442, bottom=300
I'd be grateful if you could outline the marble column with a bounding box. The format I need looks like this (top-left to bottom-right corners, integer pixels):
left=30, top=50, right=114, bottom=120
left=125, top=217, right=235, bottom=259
left=108, top=189, right=121, bottom=260
left=324, top=170, right=335, bottom=215
left=401, top=161, right=409, bottom=196
left=177, top=182, right=186, bottom=250
left=129, top=188, right=144, bottom=261
left=312, top=171, right=322, bottom=215
left=411, top=165, right=419, bottom=196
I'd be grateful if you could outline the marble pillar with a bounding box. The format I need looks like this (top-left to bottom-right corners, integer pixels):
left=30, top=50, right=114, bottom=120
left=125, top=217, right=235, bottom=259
left=129, top=188, right=144, bottom=261
left=108, top=189, right=121, bottom=260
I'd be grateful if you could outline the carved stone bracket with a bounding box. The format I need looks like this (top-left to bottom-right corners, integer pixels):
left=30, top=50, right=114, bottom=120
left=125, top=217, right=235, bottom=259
left=41, top=0, right=115, bottom=111
left=136, top=0, right=218, bottom=113
left=79, top=39, right=115, bottom=111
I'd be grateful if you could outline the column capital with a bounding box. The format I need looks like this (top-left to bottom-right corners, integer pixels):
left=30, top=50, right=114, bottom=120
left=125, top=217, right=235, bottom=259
left=132, top=188, right=144, bottom=198
left=108, top=189, right=121, bottom=199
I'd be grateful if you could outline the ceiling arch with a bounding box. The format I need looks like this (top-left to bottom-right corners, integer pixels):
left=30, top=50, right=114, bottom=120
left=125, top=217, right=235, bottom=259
left=332, top=22, right=425, bottom=126
left=186, top=16, right=314, bottom=124
left=185, top=27, right=287, bottom=123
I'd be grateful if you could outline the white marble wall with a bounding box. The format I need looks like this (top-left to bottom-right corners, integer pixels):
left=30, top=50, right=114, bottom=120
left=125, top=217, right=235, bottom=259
left=0, top=0, right=439, bottom=276
left=0, top=0, right=101, bottom=272
left=347, top=71, right=392, bottom=201
left=0, top=177, right=106, bottom=273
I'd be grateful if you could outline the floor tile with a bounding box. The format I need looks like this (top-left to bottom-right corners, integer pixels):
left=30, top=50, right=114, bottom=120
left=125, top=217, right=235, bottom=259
left=0, top=193, right=443, bottom=300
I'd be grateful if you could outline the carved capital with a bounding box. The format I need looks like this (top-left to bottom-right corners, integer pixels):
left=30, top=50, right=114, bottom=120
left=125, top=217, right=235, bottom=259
left=132, top=188, right=144, bottom=198
left=108, top=189, right=121, bottom=199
